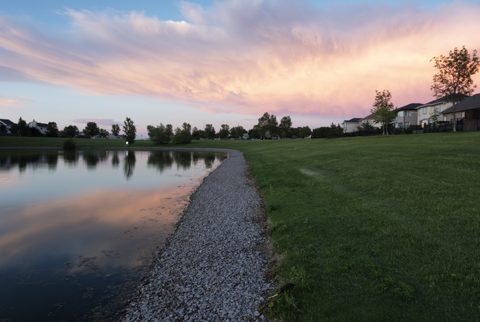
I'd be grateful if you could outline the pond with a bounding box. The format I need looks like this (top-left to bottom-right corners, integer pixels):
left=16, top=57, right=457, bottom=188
left=0, top=150, right=226, bottom=321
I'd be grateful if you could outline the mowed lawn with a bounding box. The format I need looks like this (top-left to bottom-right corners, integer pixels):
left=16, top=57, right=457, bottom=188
left=192, top=133, right=480, bottom=321
left=2, top=133, right=480, bottom=320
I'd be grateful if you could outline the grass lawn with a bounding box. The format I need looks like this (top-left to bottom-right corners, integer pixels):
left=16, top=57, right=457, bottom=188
left=2, top=133, right=480, bottom=321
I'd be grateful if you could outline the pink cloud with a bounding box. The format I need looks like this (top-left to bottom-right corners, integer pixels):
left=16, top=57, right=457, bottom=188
left=0, top=97, right=23, bottom=108
left=1, top=0, right=480, bottom=118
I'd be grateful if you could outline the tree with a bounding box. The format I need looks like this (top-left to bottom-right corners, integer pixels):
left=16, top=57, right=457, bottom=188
left=371, top=90, right=396, bottom=135
left=46, top=122, right=59, bottom=137
left=257, top=112, right=278, bottom=138
left=218, top=124, right=230, bottom=139
left=230, top=126, right=247, bottom=139
left=62, top=125, right=79, bottom=137
left=99, top=128, right=109, bottom=138
left=83, top=122, right=100, bottom=138
left=147, top=123, right=173, bottom=144
left=204, top=124, right=215, bottom=140
left=431, top=46, right=479, bottom=132
left=192, top=126, right=205, bottom=140
left=111, top=124, right=120, bottom=136
left=279, top=116, right=292, bottom=138
left=123, top=117, right=136, bottom=144
left=172, top=123, right=192, bottom=144
left=15, top=118, right=29, bottom=136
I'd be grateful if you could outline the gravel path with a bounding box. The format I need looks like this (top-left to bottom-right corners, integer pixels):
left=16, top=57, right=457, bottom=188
left=125, top=149, right=273, bottom=321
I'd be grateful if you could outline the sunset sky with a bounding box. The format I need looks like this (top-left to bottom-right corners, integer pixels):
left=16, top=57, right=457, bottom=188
left=1, top=0, right=480, bottom=135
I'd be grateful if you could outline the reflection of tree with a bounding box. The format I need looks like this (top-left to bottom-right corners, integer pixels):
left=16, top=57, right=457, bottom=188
left=173, top=152, right=192, bottom=170
left=192, top=153, right=199, bottom=166
left=203, top=153, right=216, bottom=169
left=63, top=151, right=79, bottom=165
left=147, top=151, right=174, bottom=173
left=83, top=152, right=101, bottom=169
left=111, top=152, right=120, bottom=167
left=46, top=154, right=58, bottom=170
left=0, top=153, right=63, bottom=171
left=123, top=151, right=136, bottom=179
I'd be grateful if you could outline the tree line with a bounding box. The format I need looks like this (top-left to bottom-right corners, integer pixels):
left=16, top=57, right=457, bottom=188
left=146, top=112, right=345, bottom=145
left=2, top=117, right=137, bottom=143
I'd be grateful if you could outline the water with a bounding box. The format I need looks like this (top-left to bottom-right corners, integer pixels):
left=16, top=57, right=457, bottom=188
left=0, top=150, right=225, bottom=321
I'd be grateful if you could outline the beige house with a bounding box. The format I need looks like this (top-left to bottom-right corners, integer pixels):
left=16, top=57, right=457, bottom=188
left=416, top=95, right=468, bottom=126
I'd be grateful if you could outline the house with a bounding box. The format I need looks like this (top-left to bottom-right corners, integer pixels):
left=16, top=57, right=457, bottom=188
left=416, top=95, right=468, bottom=126
left=342, top=118, right=363, bottom=133
left=442, top=93, right=480, bottom=131
left=0, top=119, right=15, bottom=135
left=361, top=114, right=382, bottom=129
left=28, top=120, right=48, bottom=135
left=393, top=103, right=423, bottom=129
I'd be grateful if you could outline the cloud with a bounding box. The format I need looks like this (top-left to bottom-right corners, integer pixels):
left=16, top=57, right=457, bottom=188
left=0, top=96, right=23, bottom=108
left=73, top=118, right=119, bottom=126
left=1, top=0, right=480, bottom=118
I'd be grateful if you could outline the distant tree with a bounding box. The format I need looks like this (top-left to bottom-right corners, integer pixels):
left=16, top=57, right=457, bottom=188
left=290, top=126, right=311, bottom=138
left=431, top=46, right=479, bottom=132
left=62, top=125, right=79, bottom=137
left=172, top=123, right=192, bottom=144
left=123, top=117, right=136, bottom=144
left=192, top=126, right=206, bottom=140
left=248, top=125, right=262, bottom=139
left=311, top=123, right=343, bottom=138
left=218, top=124, right=230, bottom=139
left=83, top=122, right=100, bottom=138
left=111, top=124, right=120, bottom=136
left=371, top=90, right=396, bottom=135
left=204, top=124, right=215, bottom=140
left=257, top=112, right=278, bottom=138
left=147, top=123, right=173, bottom=144
left=46, top=122, right=59, bottom=137
left=98, top=128, right=109, bottom=138
left=16, top=118, right=29, bottom=136
left=230, top=126, right=247, bottom=139
left=279, top=116, right=292, bottom=138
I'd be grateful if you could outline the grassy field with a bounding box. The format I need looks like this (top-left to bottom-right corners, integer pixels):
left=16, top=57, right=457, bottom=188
left=2, top=133, right=480, bottom=321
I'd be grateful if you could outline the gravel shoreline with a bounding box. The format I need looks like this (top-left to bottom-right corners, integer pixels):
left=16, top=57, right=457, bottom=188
left=125, top=149, right=273, bottom=321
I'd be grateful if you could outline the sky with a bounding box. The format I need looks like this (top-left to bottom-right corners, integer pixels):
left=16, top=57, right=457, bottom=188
left=1, top=0, right=480, bottom=135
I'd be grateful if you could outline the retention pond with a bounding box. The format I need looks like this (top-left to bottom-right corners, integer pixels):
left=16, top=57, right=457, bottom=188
left=0, top=149, right=225, bottom=321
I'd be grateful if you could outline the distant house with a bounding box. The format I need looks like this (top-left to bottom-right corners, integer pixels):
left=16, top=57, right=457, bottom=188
left=416, top=95, right=468, bottom=126
left=361, top=114, right=382, bottom=129
left=393, top=103, right=423, bottom=129
left=342, top=118, right=363, bottom=133
left=28, top=120, right=48, bottom=135
left=442, top=93, right=480, bottom=131
left=0, top=119, right=15, bottom=135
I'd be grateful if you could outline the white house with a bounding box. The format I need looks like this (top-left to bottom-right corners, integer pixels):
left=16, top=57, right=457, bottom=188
left=393, top=103, right=422, bottom=129
left=28, top=120, right=48, bottom=135
left=0, top=119, right=15, bottom=134
left=342, top=118, right=363, bottom=133
left=361, top=114, right=382, bottom=129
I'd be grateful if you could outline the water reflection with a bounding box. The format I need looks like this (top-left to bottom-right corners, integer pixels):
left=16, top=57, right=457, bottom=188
left=0, top=151, right=225, bottom=178
left=123, top=150, right=136, bottom=179
left=0, top=150, right=226, bottom=321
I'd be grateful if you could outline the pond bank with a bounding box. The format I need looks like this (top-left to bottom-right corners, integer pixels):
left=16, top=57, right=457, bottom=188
left=125, top=149, right=273, bottom=321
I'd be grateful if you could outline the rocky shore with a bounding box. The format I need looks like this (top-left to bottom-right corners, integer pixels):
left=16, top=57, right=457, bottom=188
left=125, top=149, right=273, bottom=321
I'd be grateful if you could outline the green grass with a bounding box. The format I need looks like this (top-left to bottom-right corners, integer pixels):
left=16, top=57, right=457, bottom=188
left=2, top=133, right=480, bottom=321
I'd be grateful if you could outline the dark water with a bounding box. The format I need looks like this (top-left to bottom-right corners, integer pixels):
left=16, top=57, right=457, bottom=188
left=0, top=150, right=225, bottom=321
